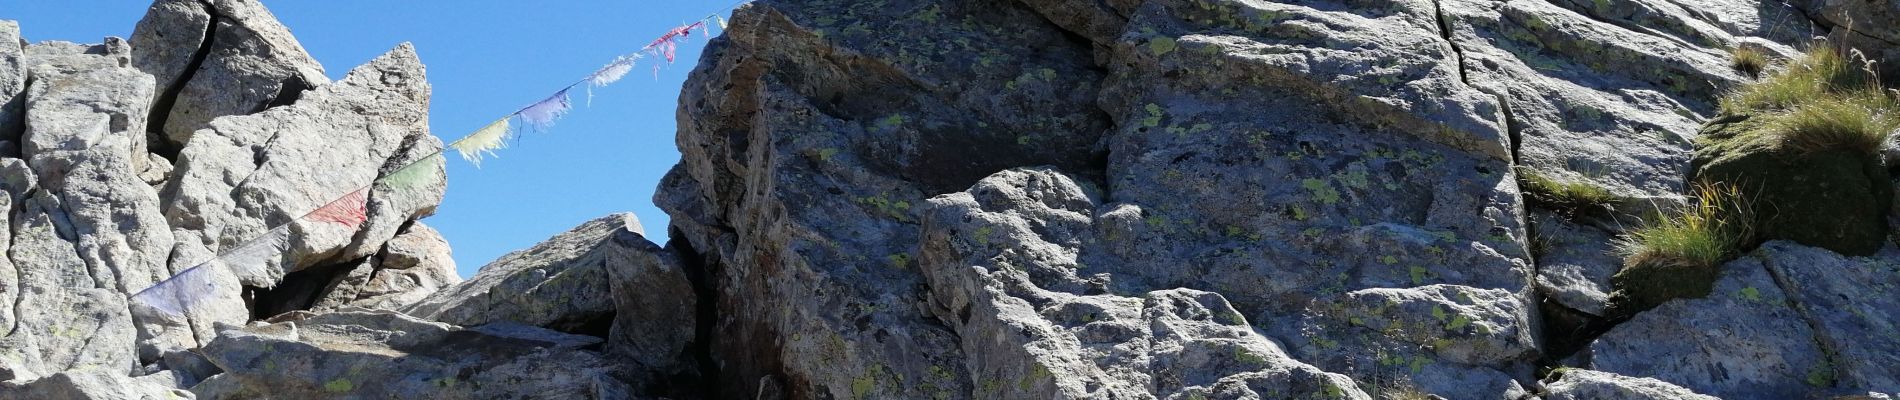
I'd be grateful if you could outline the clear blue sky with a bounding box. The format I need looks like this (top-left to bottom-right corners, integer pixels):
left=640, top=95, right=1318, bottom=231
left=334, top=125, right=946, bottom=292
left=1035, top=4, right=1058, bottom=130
left=2, top=0, right=725, bottom=277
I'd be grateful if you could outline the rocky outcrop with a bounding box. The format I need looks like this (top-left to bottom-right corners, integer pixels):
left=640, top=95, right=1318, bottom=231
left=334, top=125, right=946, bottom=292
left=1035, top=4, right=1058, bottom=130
left=0, top=0, right=444, bottom=394
left=191, top=309, right=630, bottom=399
left=131, top=0, right=328, bottom=154
left=5, top=0, right=1900, bottom=397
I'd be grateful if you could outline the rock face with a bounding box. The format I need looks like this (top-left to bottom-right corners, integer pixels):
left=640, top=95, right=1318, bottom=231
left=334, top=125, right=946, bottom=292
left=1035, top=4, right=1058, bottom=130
left=5, top=0, right=1900, bottom=397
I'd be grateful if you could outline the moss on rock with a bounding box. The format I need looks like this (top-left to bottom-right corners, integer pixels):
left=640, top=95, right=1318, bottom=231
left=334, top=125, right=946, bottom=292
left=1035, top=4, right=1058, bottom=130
left=1688, top=114, right=1891, bottom=256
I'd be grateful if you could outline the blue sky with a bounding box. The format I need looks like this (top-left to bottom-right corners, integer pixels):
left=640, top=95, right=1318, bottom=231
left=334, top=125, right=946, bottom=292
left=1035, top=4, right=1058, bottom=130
left=3, top=0, right=726, bottom=277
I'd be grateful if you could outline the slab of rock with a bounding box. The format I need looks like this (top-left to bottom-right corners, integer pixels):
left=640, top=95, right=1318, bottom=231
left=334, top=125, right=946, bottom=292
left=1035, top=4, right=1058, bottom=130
left=0, top=20, right=23, bottom=144
left=1531, top=210, right=1621, bottom=316
left=404, top=213, right=639, bottom=332
left=1543, top=369, right=1718, bottom=400
left=309, top=222, right=459, bottom=311
left=601, top=224, right=697, bottom=390
left=1755, top=241, right=1900, bottom=392
left=919, top=168, right=1370, bottom=399
left=132, top=0, right=328, bottom=151
left=0, top=370, right=194, bottom=400
left=1439, top=0, right=1750, bottom=198
left=1590, top=251, right=1830, bottom=399
left=192, top=309, right=630, bottom=399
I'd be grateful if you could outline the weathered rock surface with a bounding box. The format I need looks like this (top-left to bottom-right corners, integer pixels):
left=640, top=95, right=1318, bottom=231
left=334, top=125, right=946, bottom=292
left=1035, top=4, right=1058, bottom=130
left=309, top=222, right=460, bottom=311
left=920, top=168, right=1371, bottom=399
left=405, top=213, right=640, bottom=333
left=1542, top=369, right=1718, bottom=400
left=1754, top=241, right=1900, bottom=392
left=191, top=309, right=630, bottom=399
left=1588, top=241, right=1900, bottom=398
left=1530, top=210, right=1621, bottom=316
left=0, top=370, right=194, bottom=400
left=0, top=21, right=23, bottom=145
left=132, top=0, right=329, bottom=152
left=6, top=0, right=1900, bottom=396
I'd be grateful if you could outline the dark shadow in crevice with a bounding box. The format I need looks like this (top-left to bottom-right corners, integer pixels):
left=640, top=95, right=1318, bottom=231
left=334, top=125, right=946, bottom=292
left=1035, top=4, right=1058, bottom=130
left=145, top=0, right=221, bottom=161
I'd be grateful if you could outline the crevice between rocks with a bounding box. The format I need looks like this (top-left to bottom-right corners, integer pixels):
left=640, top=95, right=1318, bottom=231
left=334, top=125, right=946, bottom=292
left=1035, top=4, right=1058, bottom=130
left=1429, top=0, right=1471, bottom=86
left=668, top=228, right=725, bottom=399
left=144, top=0, right=219, bottom=161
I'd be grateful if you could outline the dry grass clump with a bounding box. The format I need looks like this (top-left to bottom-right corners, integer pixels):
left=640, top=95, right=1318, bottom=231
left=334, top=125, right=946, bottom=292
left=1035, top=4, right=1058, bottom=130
left=1617, top=184, right=1754, bottom=270
left=1717, top=45, right=1899, bottom=156
left=1730, top=46, right=1768, bottom=78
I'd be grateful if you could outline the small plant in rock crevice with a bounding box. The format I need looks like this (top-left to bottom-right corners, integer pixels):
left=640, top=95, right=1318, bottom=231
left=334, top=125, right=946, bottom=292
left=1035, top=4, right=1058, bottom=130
left=1602, top=183, right=1755, bottom=320
left=1516, top=167, right=1618, bottom=217
left=1730, top=46, right=1769, bottom=79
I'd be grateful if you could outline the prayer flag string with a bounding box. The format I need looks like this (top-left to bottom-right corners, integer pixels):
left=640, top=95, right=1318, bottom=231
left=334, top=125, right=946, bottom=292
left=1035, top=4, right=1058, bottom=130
left=132, top=2, right=752, bottom=317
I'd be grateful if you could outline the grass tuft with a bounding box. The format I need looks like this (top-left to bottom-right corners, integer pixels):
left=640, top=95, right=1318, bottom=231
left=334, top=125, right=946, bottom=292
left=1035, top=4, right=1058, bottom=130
left=1517, top=168, right=1617, bottom=216
left=1773, top=95, right=1899, bottom=156
left=1617, top=183, right=1754, bottom=270
left=1603, top=183, right=1756, bottom=320
left=1717, top=44, right=1898, bottom=156
left=1730, top=46, right=1768, bottom=79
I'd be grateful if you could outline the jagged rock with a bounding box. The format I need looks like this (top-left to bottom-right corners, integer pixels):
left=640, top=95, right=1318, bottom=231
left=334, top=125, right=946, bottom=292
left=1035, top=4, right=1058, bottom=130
left=131, top=0, right=329, bottom=152
left=1, top=48, right=176, bottom=383
left=1754, top=241, right=1900, bottom=392
left=404, top=213, right=639, bottom=333
left=1530, top=210, right=1621, bottom=316
left=0, top=370, right=194, bottom=400
left=0, top=20, right=23, bottom=144
left=161, top=42, right=442, bottom=286
left=1542, top=369, right=1717, bottom=400
left=191, top=309, right=631, bottom=399
left=1589, top=250, right=1829, bottom=399
left=308, top=222, right=459, bottom=311
left=601, top=224, right=697, bottom=391
left=659, top=1, right=1116, bottom=396
left=919, top=168, right=1371, bottom=399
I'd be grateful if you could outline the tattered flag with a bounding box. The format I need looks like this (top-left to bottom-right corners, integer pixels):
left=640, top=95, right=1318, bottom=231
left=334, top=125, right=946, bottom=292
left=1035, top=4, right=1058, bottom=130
left=518, top=89, right=573, bottom=131
left=450, top=118, right=513, bottom=166
left=305, top=188, right=370, bottom=229
left=131, top=264, right=221, bottom=316
left=375, top=154, right=443, bottom=190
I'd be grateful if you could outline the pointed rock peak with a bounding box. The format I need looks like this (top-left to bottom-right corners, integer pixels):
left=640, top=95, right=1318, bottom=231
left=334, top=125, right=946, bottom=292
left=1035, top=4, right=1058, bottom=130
left=334, top=43, right=429, bottom=106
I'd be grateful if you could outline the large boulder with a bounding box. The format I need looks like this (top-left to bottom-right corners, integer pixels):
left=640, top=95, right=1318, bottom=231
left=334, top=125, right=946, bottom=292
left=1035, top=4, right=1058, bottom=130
left=190, top=309, right=630, bottom=399
left=404, top=213, right=642, bottom=332
left=1690, top=114, right=1891, bottom=256
left=131, top=0, right=328, bottom=153
left=160, top=42, right=443, bottom=287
